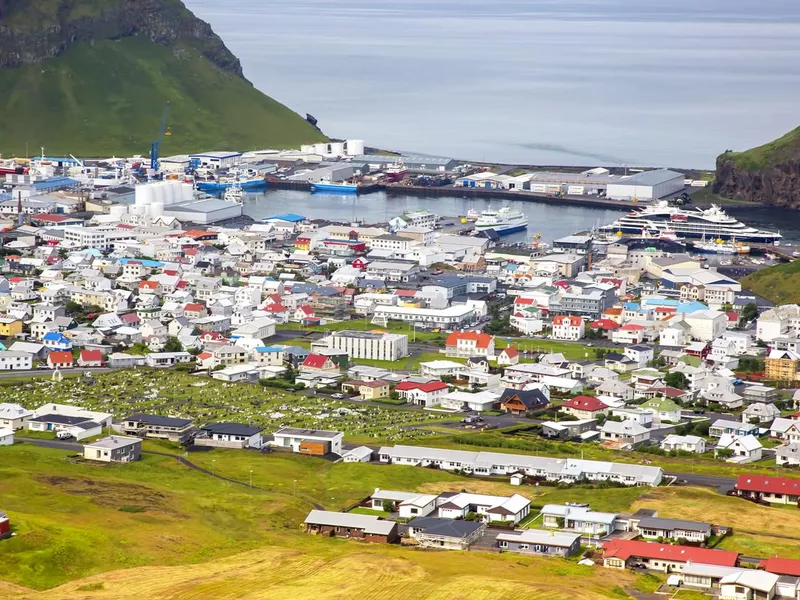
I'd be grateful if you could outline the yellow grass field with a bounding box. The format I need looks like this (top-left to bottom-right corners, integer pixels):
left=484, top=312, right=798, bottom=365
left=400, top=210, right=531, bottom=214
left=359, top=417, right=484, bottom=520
left=0, top=543, right=635, bottom=600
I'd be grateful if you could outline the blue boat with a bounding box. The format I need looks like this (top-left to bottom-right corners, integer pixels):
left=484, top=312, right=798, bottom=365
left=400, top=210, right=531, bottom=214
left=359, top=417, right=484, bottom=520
left=311, top=182, right=358, bottom=194
left=196, top=178, right=266, bottom=192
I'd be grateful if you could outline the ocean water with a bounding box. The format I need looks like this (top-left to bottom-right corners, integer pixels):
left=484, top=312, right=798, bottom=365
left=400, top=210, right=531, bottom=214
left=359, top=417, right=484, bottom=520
left=185, top=0, right=800, bottom=169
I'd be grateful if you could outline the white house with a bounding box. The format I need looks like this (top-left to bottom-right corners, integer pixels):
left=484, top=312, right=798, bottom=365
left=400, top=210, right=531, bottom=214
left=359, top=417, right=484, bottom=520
left=394, top=380, right=450, bottom=407
left=624, top=345, right=654, bottom=368
left=437, top=493, right=531, bottom=525
left=776, top=443, right=800, bottom=467
left=0, top=403, right=34, bottom=430
left=742, top=402, right=781, bottom=424
left=715, top=434, right=763, bottom=463
left=660, top=434, right=706, bottom=454
left=0, top=427, right=13, bottom=446
left=0, top=351, right=33, bottom=371
left=599, top=419, right=651, bottom=449
left=551, top=315, right=584, bottom=341
left=272, top=427, right=343, bottom=456
left=683, top=309, right=728, bottom=342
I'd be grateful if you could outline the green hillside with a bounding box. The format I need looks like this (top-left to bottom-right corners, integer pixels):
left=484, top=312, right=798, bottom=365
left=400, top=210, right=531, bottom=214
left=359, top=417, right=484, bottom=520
left=724, top=126, right=800, bottom=172
left=741, top=260, right=800, bottom=304
left=0, top=36, right=325, bottom=157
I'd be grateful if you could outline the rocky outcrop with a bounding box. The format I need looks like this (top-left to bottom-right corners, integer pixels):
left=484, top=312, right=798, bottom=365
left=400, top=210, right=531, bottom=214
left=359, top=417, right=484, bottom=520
left=714, top=153, right=800, bottom=208
left=0, top=0, right=245, bottom=78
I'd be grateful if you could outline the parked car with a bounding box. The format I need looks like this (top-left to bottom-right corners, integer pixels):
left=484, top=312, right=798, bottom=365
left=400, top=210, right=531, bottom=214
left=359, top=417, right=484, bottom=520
left=331, top=393, right=345, bottom=399
left=56, top=431, right=73, bottom=440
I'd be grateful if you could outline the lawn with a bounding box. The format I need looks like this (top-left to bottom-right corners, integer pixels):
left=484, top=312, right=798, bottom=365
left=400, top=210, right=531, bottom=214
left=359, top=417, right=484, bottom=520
left=349, top=507, right=391, bottom=518
left=0, top=369, right=452, bottom=443
left=0, top=442, right=640, bottom=599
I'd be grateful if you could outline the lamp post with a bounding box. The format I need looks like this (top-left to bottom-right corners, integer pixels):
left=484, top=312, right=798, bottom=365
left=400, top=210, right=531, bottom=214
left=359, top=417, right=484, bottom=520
left=211, top=459, right=216, bottom=477
left=249, top=469, right=253, bottom=488
left=293, top=479, right=297, bottom=497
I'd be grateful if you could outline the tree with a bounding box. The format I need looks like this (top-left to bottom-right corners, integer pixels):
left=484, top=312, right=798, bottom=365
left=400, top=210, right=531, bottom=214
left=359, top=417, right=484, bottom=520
left=664, top=371, right=689, bottom=390
left=163, top=336, right=183, bottom=352
left=741, top=302, right=758, bottom=324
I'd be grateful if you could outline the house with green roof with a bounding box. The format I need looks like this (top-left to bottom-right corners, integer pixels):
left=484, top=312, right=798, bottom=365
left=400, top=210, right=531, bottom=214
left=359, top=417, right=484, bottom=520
left=640, top=395, right=683, bottom=423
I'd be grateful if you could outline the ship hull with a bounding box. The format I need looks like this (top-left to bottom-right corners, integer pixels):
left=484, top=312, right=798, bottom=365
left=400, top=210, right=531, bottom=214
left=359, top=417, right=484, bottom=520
left=196, top=178, right=266, bottom=192
left=311, top=183, right=358, bottom=194
left=474, top=222, right=528, bottom=236
left=606, top=224, right=780, bottom=243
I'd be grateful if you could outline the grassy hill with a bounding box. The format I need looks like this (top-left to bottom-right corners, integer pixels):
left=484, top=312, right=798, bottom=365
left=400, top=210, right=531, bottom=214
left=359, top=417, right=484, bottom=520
left=724, top=126, right=800, bottom=172
left=0, top=36, right=325, bottom=157
left=741, top=259, right=800, bottom=304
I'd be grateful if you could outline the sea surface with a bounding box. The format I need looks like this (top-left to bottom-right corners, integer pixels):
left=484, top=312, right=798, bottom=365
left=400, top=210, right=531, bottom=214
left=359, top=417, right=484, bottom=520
left=185, top=0, right=800, bottom=169
left=241, top=189, right=800, bottom=245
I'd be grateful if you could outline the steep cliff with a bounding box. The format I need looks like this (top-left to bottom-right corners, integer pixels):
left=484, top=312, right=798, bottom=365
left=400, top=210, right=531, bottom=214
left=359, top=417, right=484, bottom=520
left=0, top=0, right=325, bottom=156
left=713, top=127, right=800, bottom=208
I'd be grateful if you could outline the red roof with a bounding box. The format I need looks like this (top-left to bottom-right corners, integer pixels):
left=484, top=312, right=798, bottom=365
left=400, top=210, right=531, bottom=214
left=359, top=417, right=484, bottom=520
left=553, top=315, right=582, bottom=327
left=197, top=351, right=213, bottom=360
left=395, top=380, right=449, bottom=393
left=760, top=557, right=800, bottom=577
left=117, top=223, right=135, bottom=229
left=297, top=305, right=314, bottom=315
left=394, top=289, right=418, bottom=297
left=501, top=346, right=518, bottom=358
left=139, top=281, right=159, bottom=290
left=590, top=319, right=620, bottom=330
left=184, top=303, right=205, bottom=313
left=34, top=214, right=71, bottom=223
left=515, top=297, right=535, bottom=305
left=603, top=307, right=623, bottom=316
left=176, top=280, right=189, bottom=289
left=163, top=269, right=179, bottom=276
left=601, top=540, right=738, bottom=567
left=563, top=396, right=608, bottom=412
left=726, top=311, right=739, bottom=322
left=736, top=474, right=800, bottom=495
left=79, top=349, right=103, bottom=362
left=48, top=351, right=73, bottom=364
left=647, top=386, right=687, bottom=398
left=620, top=324, right=645, bottom=331
left=266, top=294, right=282, bottom=304
left=656, top=307, right=676, bottom=314
left=264, top=303, right=288, bottom=313
left=184, top=248, right=198, bottom=256
left=303, top=354, right=332, bottom=369
left=445, top=331, right=494, bottom=349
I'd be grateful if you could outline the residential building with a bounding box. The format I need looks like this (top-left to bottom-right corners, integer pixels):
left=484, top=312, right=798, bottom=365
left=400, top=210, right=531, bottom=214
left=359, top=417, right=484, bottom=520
left=540, top=504, right=618, bottom=536
left=599, top=420, right=651, bottom=449
left=765, top=349, right=800, bottom=381
left=710, top=419, right=758, bottom=438
left=601, top=540, right=739, bottom=572
left=499, top=388, right=549, bottom=416
left=407, top=517, right=485, bottom=550
left=562, top=396, right=608, bottom=420
left=496, top=346, right=519, bottom=366
left=715, top=434, right=763, bottom=463
left=193, top=422, right=264, bottom=449
left=83, top=436, right=142, bottom=463
left=776, top=443, right=800, bottom=467
left=0, top=403, right=33, bottom=430
left=497, top=529, right=581, bottom=557
left=540, top=419, right=597, bottom=440
left=742, top=402, right=780, bottom=424
left=735, top=474, right=800, bottom=505
left=660, top=435, right=706, bottom=454
left=304, top=510, right=398, bottom=544
left=636, top=517, right=711, bottom=542
left=444, top=331, right=495, bottom=359
left=394, top=380, right=450, bottom=407
left=300, top=354, right=340, bottom=374
left=341, top=380, right=391, bottom=400
left=551, top=315, right=584, bottom=341
left=0, top=351, right=33, bottom=371
left=436, top=492, right=531, bottom=524
left=122, top=413, right=195, bottom=443
left=272, top=428, right=343, bottom=456
left=145, top=352, right=193, bottom=368
left=640, top=397, right=682, bottom=424
left=319, top=330, right=408, bottom=362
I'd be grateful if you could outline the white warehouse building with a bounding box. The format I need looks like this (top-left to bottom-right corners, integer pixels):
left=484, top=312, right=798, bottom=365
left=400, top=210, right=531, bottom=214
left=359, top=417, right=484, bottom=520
left=605, top=169, right=685, bottom=201
left=317, top=330, right=409, bottom=361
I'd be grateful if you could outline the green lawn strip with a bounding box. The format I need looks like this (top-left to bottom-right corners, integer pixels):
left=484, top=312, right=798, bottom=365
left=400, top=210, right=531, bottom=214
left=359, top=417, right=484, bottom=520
left=349, top=507, right=391, bottom=518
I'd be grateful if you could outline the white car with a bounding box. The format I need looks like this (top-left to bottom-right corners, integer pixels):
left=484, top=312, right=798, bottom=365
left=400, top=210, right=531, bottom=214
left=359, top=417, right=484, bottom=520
left=331, top=393, right=345, bottom=399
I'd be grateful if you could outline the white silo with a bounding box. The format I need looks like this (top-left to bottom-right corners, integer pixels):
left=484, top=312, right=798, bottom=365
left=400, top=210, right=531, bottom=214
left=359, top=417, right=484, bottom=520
left=135, top=183, right=154, bottom=207
left=329, top=142, right=344, bottom=157
left=314, top=143, right=328, bottom=156
left=109, top=205, right=127, bottom=220
left=152, top=182, right=166, bottom=207
left=180, top=182, right=193, bottom=202
left=150, top=202, right=165, bottom=218
left=346, top=139, right=365, bottom=156
left=301, top=145, right=315, bottom=154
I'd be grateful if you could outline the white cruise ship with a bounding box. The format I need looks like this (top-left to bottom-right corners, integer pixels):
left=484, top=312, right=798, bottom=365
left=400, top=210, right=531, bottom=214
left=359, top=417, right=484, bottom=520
left=474, top=207, right=528, bottom=235
left=599, top=201, right=781, bottom=243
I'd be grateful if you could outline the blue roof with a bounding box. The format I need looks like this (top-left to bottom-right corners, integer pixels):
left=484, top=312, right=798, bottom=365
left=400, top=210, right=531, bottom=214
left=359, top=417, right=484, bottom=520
left=32, top=177, right=79, bottom=191
left=623, top=302, right=640, bottom=311
left=118, top=258, right=163, bottom=268
left=34, top=156, right=82, bottom=164
left=43, top=332, right=67, bottom=341
left=263, top=213, right=306, bottom=223
left=642, top=298, right=678, bottom=307
left=256, top=346, right=283, bottom=353
left=504, top=263, right=519, bottom=272
left=676, top=301, right=708, bottom=313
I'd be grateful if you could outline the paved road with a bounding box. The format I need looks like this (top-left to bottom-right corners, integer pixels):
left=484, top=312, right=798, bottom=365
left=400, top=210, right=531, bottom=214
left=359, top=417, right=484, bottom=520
left=666, top=471, right=736, bottom=492
left=0, top=367, right=116, bottom=378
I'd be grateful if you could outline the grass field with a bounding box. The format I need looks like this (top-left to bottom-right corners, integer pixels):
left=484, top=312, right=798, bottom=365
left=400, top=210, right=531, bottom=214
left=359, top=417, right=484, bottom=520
left=0, top=370, right=453, bottom=443
left=741, top=259, right=800, bottom=304
left=0, top=36, right=324, bottom=157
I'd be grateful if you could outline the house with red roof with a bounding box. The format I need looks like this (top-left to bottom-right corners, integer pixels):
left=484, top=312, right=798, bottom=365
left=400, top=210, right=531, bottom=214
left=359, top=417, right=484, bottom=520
left=300, top=354, right=339, bottom=375
left=292, top=305, right=316, bottom=324
left=263, top=303, right=289, bottom=323
left=351, top=257, right=368, bottom=270
left=601, top=306, right=624, bottom=324
left=611, top=323, right=645, bottom=345
left=497, top=345, right=519, bottom=366
left=77, top=349, right=104, bottom=368
left=562, top=396, right=609, bottom=420
left=183, top=302, right=207, bottom=319
left=589, top=318, right=620, bottom=338
left=601, top=539, right=739, bottom=571
left=394, top=380, right=450, bottom=407
left=445, top=331, right=495, bottom=359
left=551, top=315, right=584, bottom=341
left=47, top=351, right=74, bottom=369
left=196, top=351, right=215, bottom=369
left=725, top=311, right=740, bottom=329
left=760, top=557, right=800, bottom=577
left=735, top=474, right=800, bottom=506
left=138, top=280, right=162, bottom=295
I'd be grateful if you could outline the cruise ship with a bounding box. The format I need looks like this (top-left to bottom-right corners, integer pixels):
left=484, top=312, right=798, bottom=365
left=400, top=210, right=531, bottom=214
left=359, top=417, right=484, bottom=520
left=599, top=201, right=781, bottom=243
left=474, top=207, right=528, bottom=235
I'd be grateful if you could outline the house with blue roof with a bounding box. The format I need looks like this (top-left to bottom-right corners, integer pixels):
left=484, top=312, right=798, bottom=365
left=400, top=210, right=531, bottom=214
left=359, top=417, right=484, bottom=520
left=254, top=346, right=285, bottom=366
left=263, top=213, right=306, bottom=223
left=42, top=332, right=72, bottom=351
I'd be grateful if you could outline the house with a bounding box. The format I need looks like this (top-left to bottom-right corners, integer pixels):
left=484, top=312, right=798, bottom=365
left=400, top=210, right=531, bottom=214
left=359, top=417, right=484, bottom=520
left=742, top=402, right=781, bottom=424
left=0, top=428, right=14, bottom=446
left=445, top=331, right=495, bottom=358
left=341, top=380, right=390, bottom=400
left=497, top=529, right=581, bottom=557
left=0, top=403, right=33, bottom=430
left=407, top=517, right=485, bottom=550
left=107, top=352, right=147, bottom=368
left=300, top=353, right=340, bottom=374
left=540, top=503, right=619, bottom=536
left=77, top=349, right=104, bottom=368
left=761, top=557, right=800, bottom=578
left=42, top=331, right=72, bottom=351
left=636, top=517, right=711, bottom=542
left=437, top=492, right=531, bottom=524
left=710, top=419, right=759, bottom=438
left=562, top=396, right=608, bottom=419
left=496, top=345, right=519, bottom=366
left=715, top=434, right=762, bottom=464
left=601, top=539, right=739, bottom=572
left=394, top=380, right=450, bottom=407
left=82, top=436, right=142, bottom=463
left=612, top=324, right=646, bottom=345
left=145, top=352, right=192, bottom=368
left=551, top=315, right=584, bottom=341
left=640, top=397, right=682, bottom=424
left=0, top=351, right=32, bottom=371
left=600, top=420, right=651, bottom=449
left=719, top=571, right=781, bottom=600
left=660, top=434, right=706, bottom=454
left=540, top=419, right=597, bottom=440
left=440, top=390, right=500, bottom=412
left=272, top=427, right=343, bottom=456
left=26, top=405, right=106, bottom=441
left=193, top=422, right=264, bottom=449
left=624, top=345, right=654, bottom=368
left=499, top=388, right=549, bottom=416
left=0, top=509, right=10, bottom=539
left=765, top=349, right=800, bottom=382
left=775, top=443, right=800, bottom=467
left=304, top=510, right=398, bottom=544
left=342, top=446, right=373, bottom=463
left=419, top=360, right=468, bottom=378
left=47, top=350, right=74, bottom=369
left=369, top=489, right=438, bottom=518
left=122, top=413, right=195, bottom=443
left=735, top=474, right=800, bottom=505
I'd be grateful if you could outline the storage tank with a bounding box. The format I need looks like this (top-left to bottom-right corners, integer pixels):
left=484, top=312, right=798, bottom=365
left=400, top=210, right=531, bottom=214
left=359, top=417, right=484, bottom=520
left=135, top=184, right=153, bottom=206
left=109, top=205, right=127, bottom=219
left=329, top=142, right=344, bottom=157
left=346, top=139, right=365, bottom=156
left=180, top=182, right=194, bottom=202
left=151, top=182, right=165, bottom=207
left=313, top=143, right=328, bottom=156
left=301, top=145, right=315, bottom=154
left=150, top=202, right=164, bottom=218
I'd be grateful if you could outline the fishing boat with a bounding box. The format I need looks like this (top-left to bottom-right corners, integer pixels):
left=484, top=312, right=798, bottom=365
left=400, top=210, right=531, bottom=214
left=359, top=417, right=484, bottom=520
left=474, top=207, right=528, bottom=235
left=466, top=208, right=480, bottom=221
left=223, top=183, right=244, bottom=203
left=195, top=177, right=266, bottom=192
left=692, top=236, right=751, bottom=255
left=311, top=181, right=358, bottom=194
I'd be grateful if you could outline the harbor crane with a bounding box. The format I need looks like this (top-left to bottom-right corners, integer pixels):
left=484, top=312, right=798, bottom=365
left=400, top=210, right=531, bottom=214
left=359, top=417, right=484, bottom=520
left=150, top=101, right=171, bottom=172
